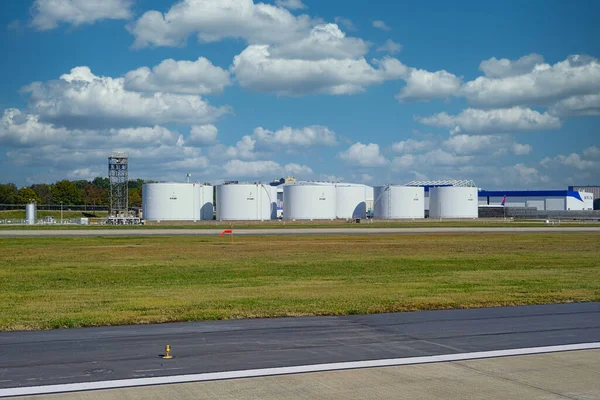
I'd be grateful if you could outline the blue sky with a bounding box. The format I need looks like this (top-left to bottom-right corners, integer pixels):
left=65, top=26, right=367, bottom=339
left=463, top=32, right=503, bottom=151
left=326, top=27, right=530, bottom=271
left=0, top=0, right=598, bottom=189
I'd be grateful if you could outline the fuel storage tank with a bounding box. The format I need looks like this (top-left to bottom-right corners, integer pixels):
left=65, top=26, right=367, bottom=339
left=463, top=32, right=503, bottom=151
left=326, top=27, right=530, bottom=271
left=335, top=183, right=368, bottom=219
left=373, top=185, right=424, bottom=219
left=25, top=202, right=37, bottom=225
left=284, top=182, right=336, bottom=220
left=216, top=183, right=276, bottom=221
left=429, top=186, right=478, bottom=218
left=366, top=186, right=374, bottom=216
left=142, top=183, right=213, bottom=221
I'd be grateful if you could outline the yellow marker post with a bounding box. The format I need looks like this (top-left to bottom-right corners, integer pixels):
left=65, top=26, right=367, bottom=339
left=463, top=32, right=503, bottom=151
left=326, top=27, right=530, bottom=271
left=163, top=344, right=173, bottom=359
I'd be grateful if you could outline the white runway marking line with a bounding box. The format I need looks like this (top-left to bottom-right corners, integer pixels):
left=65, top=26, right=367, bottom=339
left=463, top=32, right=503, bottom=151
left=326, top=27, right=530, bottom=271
left=1, top=342, right=599, bottom=398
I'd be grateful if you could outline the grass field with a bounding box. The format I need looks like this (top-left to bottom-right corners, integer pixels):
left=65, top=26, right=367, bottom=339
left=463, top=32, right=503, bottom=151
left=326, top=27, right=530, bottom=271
left=1, top=218, right=600, bottom=230
left=1, top=233, right=598, bottom=331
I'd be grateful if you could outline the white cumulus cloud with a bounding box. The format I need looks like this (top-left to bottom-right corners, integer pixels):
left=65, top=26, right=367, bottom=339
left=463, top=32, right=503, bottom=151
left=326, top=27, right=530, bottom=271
left=338, top=142, right=388, bottom=167
left=1, top=108, right=70, bottom=146
left=391, top=138, right=435, bottom=153
left=223, top=136, right=258, bottom=160
left=479, top=53, right=544, bottom=78
left=275, top=0, right=307, bottom=10
left=392, top=149, right=473, bottom=170
left=31, top=0, right=132, bottom=30
left=372, top=20, right=391, bottom=31
left=396, top=68, right=462, bottom=102
left=505, top=163, right=550, bottom=185
left=21, top=66, right=230, bottom=129
left=1, top=108, right=182, bottom=148
left=232, top=45, right=407, bottom=95
left=334, top=17, right=355, bottom=32
left=222, top=159, right=279, bottom=178
left=0, top=107, right=223, bottom=183
left=164, top=156, right=210, bottom=170
left=463, top=55, right=600, bottom=108
left=188, top=125, right=219, bottom=146
left=220, top=159, right=313, bottom=179
left=124, top=57, right=231, bottom=95
left=128, top=0, right=315, bottom=48
left=583, top=146, right=600, bottom=159
left=512, top=142, right=532, bottom=156
left=268, top=24, right=368, bottom=60
left=391, top=154, right=416, bottom=170
left=548, top=94, right=600, bottom=117
left=444, top=134, right=531, bottom=156
left=376, top=39, right=402, bottom=55
left=283, top=163, right=313, bottom=176
left=252, top=125, right=337, bottom=147
left=417, top=107, right=561, bottom=134
left=541, top=152, right=599, bottom=171
left=107, top=126, right=181, bottom=146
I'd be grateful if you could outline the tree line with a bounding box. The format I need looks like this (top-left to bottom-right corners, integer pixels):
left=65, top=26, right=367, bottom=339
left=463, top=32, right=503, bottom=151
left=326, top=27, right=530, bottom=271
left=0, top=178, right=149, bottom=207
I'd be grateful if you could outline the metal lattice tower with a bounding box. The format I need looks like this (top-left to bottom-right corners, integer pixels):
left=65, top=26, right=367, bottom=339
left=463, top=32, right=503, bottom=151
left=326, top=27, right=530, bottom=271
left=404, top=179, right=477, bottom=187
left=108, top=152, right=128, bottom=216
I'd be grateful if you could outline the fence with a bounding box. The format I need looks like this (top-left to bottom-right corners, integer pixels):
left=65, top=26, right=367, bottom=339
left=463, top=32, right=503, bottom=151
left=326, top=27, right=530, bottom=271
left=478, top=207, right=600, bottom=220
left=0, top=204, right=109, bottom=212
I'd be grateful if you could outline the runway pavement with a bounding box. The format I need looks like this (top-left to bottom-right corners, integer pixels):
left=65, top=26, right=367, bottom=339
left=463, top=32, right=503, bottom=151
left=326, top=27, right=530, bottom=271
left=1, top=226, right=600, bottom=237
left=16, top=350, right=600, bottom=399
left=0, top=302, right=598, bottom=396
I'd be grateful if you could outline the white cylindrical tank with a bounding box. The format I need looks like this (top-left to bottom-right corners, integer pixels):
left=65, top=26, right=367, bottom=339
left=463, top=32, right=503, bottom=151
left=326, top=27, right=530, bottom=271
left=366, top=186, right=374, bottom=216
left=284, top=183, right=336, bottom=220
left=25, top=203, right=37, bottom=225
left=142, top=183, right=213, bottom=221
left=335, top=183, right=367, bottom=219
left=199, top=185, right=214, bottom=220
left=268, top=185, right=278, bottom=220
left=374, top=186, right=425, bottom=219
left=429, top=187, right=478, bottom=218
left=216, top=184, right=276, bottom=221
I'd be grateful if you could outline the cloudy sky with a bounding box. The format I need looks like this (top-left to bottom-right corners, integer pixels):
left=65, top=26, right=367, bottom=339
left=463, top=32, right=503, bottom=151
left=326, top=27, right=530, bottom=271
left=0, top=0, right=598, bottom=188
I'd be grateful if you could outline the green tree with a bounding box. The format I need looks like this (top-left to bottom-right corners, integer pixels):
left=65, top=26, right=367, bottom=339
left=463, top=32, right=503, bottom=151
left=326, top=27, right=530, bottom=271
left=128, top=188, right=142, bottom=208
left=31, top=184, right=53, bottom=204
left=84, top=183, right=107, bottom=206
left=51, top=180, right=84, bottom=205
left=16, top=187, right=41, bottom=204
left=128, top=179, right=145, bottom=190
left=92, top=177, right=110, bottom=191
left=72, top=180, right=89, bottom=190
left=0, top=183, right=18, bottom=204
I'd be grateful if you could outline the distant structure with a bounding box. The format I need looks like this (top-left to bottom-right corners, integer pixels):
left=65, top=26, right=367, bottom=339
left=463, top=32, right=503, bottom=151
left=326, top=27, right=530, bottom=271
left=270, top=176, right=297, bottom=186
left=405, top=179, right=477, bottom=187
left=404, top=179, right=479, bottom=216
left=569, top=185, right=600, bottom=210
left=108, top=152, right=128, bottom=216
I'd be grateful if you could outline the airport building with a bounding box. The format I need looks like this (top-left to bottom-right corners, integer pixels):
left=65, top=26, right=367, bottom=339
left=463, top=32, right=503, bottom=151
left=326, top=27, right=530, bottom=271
left=478, top=190, right=594, bottom=211
left=569, top=186, right=600, bottom=209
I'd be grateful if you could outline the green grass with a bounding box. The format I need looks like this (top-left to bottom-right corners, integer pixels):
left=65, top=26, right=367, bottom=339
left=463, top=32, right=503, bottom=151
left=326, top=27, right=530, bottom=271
left=1, top=218, right=599, bottom=230
left=0, top=233, right=598, bottom=331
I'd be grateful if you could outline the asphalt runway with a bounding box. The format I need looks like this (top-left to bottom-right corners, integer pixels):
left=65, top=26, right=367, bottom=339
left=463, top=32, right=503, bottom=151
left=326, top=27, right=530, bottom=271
left=0, top=302, right=598, bottom=393
left=1, top=226, right=600, bottom=237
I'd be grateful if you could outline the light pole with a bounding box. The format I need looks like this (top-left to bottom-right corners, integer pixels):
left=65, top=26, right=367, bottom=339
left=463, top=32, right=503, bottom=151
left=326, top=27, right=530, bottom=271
left=60, top=202, right=63, bottom=224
